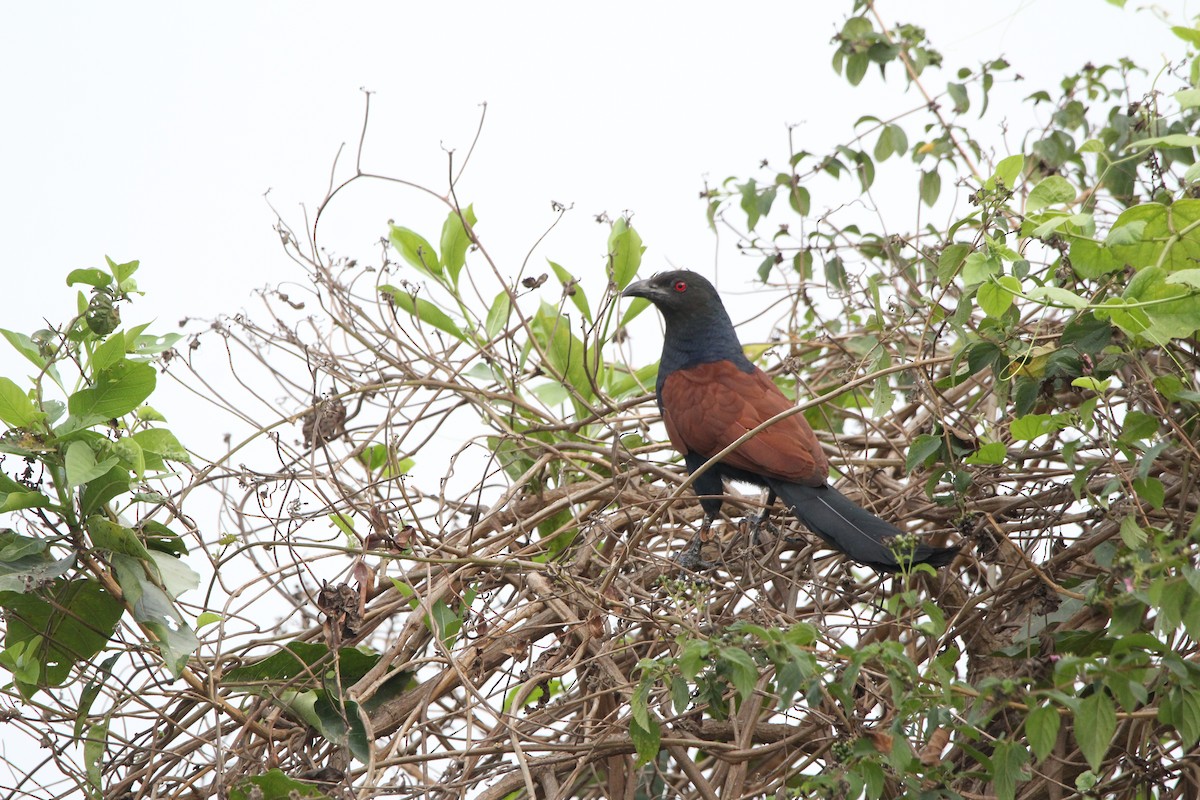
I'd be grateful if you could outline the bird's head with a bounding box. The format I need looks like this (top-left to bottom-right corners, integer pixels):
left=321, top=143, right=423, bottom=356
left=621, top=270, right=725, bottom=322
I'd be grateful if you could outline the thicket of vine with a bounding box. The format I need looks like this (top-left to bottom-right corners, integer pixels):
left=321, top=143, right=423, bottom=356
left=4, top=2, right=1200, bottom=798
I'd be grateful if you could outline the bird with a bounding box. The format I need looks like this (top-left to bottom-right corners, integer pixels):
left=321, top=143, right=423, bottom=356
left=622, top=269, right=959, bottom=572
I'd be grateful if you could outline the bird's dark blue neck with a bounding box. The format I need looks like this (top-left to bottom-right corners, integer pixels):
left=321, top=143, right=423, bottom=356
left=654, top=305, right=754, bottom=396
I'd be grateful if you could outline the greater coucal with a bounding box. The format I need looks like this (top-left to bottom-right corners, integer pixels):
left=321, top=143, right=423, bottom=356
left=623, top=270, right=958, bottom=572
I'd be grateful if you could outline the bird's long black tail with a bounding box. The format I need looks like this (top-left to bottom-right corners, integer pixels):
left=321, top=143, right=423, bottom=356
left=766, top=479, right=958, bottom=572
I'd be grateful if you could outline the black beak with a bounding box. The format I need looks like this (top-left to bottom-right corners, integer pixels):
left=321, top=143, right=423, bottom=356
left=622, top=278, right=659, bottom=300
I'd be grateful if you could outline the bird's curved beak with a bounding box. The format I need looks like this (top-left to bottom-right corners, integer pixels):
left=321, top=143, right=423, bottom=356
left=622, top=278, right=658, bottom=301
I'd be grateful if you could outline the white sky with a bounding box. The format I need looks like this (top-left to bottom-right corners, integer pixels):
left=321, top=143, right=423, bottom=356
left=2, top=1, right=1189, bottom=368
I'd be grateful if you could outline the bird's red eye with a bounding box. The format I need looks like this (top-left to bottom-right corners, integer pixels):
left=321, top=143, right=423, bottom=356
left=673, top=280, right=687, bottom=293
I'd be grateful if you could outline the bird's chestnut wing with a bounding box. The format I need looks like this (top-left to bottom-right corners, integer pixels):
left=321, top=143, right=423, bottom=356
left=660, top=361, right=828, bottom=486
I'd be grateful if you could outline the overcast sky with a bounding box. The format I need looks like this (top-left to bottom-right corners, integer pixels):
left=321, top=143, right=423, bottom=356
left=3, top=2, right=1189, bottom=367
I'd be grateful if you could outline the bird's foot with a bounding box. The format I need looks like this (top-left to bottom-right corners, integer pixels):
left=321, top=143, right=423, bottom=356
left=746, top=514, right=780, bottom=547
left=673, top=536, right=716, bottom=572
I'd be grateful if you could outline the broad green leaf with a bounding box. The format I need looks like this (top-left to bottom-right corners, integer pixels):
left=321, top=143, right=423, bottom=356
left=65, top=442, right=120, bottom=489
left=114, top=437, right=145, bottom=481
left=65, top=268, right=112, bottom=288
left=1068, top=239, right=1121, bottom=279
left=388, top=225, right=442, bottom=277
left=1026, top=703, right=1060, bottom=762
left=961, top=252, right=999, bottom=287
left=0, top=489, right=51, bottom=513
left=112, top=554, right=198, bottom=677
left=1132, top=476, right=1165, bottom=509
left=67, top=360, right=156, bottom=422
left=0, top=378, right=39, bottom=429
left=548, top=260, right=592, bottom=322
left=1011, top=413, right=1059, bottom=441
left=1176, top=89, right=1200, bottom=108
left=1026, top=175, right=1075, bottom=212
left=1, top=329, right=47, bottom=371
left=439, top=204, right=477, bottom=285
left=229, top=769, right=327, bottom=800
left=1071, top=377, right=1111, bottom=392
left=1167, top=269, right=1200, bottom=289
left=380, top=285, right=465, bottom=341
left=1119, top=516, right=1147, bottom=547
left=608, top=218, right=644, bottom=290
left=90, top=332, right=127, bottom=374
left=1123, top=266, right=1200, bottom=343
left=1026, top=286, right=1088, bottom=309
left=719, top=646, right=759, bottom=702
left=629, top=715, right=661, bottom=767
left=131, top=428, right=191, bottom=463
left=484, top=291, right=512, bottom=340
left=106, top=256, right=139, bottom=286
left=965, top=441, right=1006, bottom=465
left=1076, top=690, right=1115, bottom=772
left=992, top=739, right=1030, bottom=800
left=1126, top=133, right=1200, bottom=150
left=530, top=304, right=593, bottom=401
left=906, top=433, right=943, bottom=472
left=977, top=277, right=1018, bottom=317
left=1109, top=201, right=1200, bottom=272
left=994, top=154, right=1024, bottom=189
left=920, top=168, right=941, bottom=207
left=87, top=517, right=151, bottom=559
left=0, top=579, right=123, bottom=694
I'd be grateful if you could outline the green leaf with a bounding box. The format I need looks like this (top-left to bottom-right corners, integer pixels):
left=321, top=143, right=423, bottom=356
left=1132, top=476, right=1165, bottom=509
left=920, top=168, right=941, bottom=207
left=0, top=579, right=123, bottom=694
left=1068, top=239, right=1121, bottom=280
left=439, top=204, right=476, bottom=285
left=0, top=378, right=39, bottom=429
left=906, top=433, right=943, bottom=472
left=379, top=286, right=465, bottom=341
left=1109, top=201, right=1200, bottom=272
left=548, top=260, right=593, bottom=323
left=229, top=768, right=328, bottom=800
left=1071, top=377, right=1111, bottom=393
left=629, top=714, right=661, bottom=767
left=105, top=256, right=139, bottom=286
left=608, top=218, right=644, bottom=290
left=1123, top=266, right=1200, bottom=343
left=131, top=428, right=191, bottom=463
left=1126, top=133, right=1200, bottom=151
left=1011, top=413, right=1059, bottom=441
left=530, top=304, right=593, bottom=401
left=1167, top=268, right=1200, bottom=289
left=1026, top=176, right=1076, bottom=212
left=65, top=268, right=112, bottom=288
left=1175, top=89, right=1200, bottom=109
left=965, top=441, right=1006, bottom=465
left=994, top=154, right=1024, bottom=189
left=1119, top=516, right=1147, bottom=548
left=83, top=722, right=106, bottom=798
left=482, top=291, right=512, bottom=340
left=65, top=442, right=120, bottom=489
left=961, top=253, right=999, bottom=287
left=991, top=739, right=1030, bottom=800
left=977, top=276, right=1019, bottom=317
left=1026, top=703, right=1060, bottom=762
left=67, top=360, right=156, bottom=422
left=111, top=554, right=198, bottom=677
left=388, top=226, right=441, bottom=277
left=1076, top=690, right=1115, bottom=772
left=719, top=646, right=759, bottom=702
left=1026, top=286, right=1088, bottom=309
